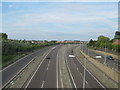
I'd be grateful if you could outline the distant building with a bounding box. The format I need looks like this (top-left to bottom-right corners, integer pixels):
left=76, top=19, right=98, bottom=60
left=113, top=31, right=120, bottom=45
left=114, top=40, right=120, bottom=45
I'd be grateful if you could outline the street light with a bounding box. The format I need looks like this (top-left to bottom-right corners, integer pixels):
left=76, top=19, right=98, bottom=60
left=83, top=58, right=86, bottom=90
left=104, top=40, right=107, bottom=65
left=87, top=43, right=89, bottom=56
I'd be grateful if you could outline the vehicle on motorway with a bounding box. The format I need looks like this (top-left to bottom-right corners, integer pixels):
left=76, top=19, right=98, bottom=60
left=46, top=57, right=51, bottom=59
left=94, top=55, right=102, bottom=59
left=69, top=55, right=75, bottom=58
left=106, top=56, right=114, bottom=60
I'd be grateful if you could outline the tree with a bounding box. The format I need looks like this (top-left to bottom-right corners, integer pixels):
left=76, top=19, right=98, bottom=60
left=88, top=39, right=96, bottom=47
left=97, top=35, right=110, bottom=42
left=0, top=33, right=8, bottom=40
left=114, top=31, right=120, bottom=39
left=96, top=35, right=110, bottom=48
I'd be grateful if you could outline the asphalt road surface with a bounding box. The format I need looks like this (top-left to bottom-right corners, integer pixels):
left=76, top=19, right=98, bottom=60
left=25, top=44, right=105, bottom=89
left=80, top=44, right=119, bottom=72
left=2, top=45, right=56, bottom=88
left=2, top=44, right=106, bottom=89
left=65, top=46, right=104, bottom=88
left=26, top=46, right=60, bottom=88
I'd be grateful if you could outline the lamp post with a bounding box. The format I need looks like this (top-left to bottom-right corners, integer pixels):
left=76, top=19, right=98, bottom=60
left=104, top=40, right=107, bottom=65
left=88, top=43, right=89, bottom=56
left=83, top=58, right=86, bottom=90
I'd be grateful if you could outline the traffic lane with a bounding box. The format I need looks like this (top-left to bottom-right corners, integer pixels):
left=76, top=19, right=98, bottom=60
left=72, top=46, right=104, bottom=88
left=66, top=56, right=83, bottom=88
left=66, top=46, right=83, bottom=88
left=2, top=45, right=57, bottom=86
left=85, top=70, right=103, bottom=88
left=27, top=46, right=60, bottom=88
left=84, top=46, right=119, bottom=70
left=27, top=57, right=50, bottom=88
left=82, top=45, right=119, bottom=64
left=58, top=45, right=74, bottom=88
left=43, top=47, right=59, bottom=88
left=81, top=46, right=119, bottom=70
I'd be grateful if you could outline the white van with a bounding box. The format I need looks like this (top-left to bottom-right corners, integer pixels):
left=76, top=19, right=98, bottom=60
left=94, top=56, right=102, bottom=59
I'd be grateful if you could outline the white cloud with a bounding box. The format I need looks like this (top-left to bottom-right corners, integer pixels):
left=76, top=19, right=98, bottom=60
left=0, top=3, right=2, bottom=7
left=2, top=0, right=120, bottom=2
left=5, top=2, right=117, bottom=28
left=8, top=10, right=117, bottom=28
left=3, top=2, right=118, bottom=40
left=8, top=5, right=13, bottom=8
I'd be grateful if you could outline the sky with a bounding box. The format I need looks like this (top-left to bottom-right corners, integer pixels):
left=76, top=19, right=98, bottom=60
left=1, top=2, right=118, bottom=41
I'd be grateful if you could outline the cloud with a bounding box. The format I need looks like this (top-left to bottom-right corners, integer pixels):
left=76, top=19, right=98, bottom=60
left=2, top=0, right=120, bottom=2
left=3, top=2, right=118, bottom=40
left=8, top=10, right=117, bottom=28
left=4, top=2, right=117, bottom=28
left=0, top=3, right=2, bottom=7
left=8, top=5, right=13, bottom=8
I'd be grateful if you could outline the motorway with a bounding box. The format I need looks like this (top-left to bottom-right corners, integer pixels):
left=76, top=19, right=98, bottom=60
left=2, top=45, right=56, bottom=88
left=65, top=46, right=104, bottom=88
left=80, top=44, right=120, bottom=72
left=2, top=44, right=105, bottom=89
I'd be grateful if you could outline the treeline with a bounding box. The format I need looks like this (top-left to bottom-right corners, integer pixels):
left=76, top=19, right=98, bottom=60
left=88, top=35, right=120, bottom=52
left=1, top=33, right=57, bottom=67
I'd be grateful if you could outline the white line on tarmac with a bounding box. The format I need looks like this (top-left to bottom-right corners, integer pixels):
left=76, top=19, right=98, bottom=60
left=46, top=61, right=50, bottom=71
left=57, top=52, right=59, bottom=89
left=1, top=55, right=38, bottom=89
left=76, top=57, right=106, bottom=90
left=57, top=50, right=64, bottom=88
left=65, top=55, right=77, bottom=89
left=80, top=72, right=82, bottom=76
left=25, top=47, right=56, bottom=88
left=46, top=67, right=49, bottom=71
left=60, top=67, right=64, bottom=88
left=86, top=81, right=88, bottom=84
left=2, top=52, right=35, bottom=71
left=77, top=68, right=79, bottom=71
left=41, top=81, right=45, bottom=88
left=2, top=47, right=57, bottom=89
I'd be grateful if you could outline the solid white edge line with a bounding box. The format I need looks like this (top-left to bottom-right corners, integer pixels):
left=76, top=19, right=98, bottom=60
left=83, top=60, right=86, bottom=90
left=56, top=52, right=59, bottom=89
left=58, top=49, right=64, bottom=88
left=60, top=66, right=64, bottom=88
left=25, top=47, right=56, bottom=89
left=65, top=55, right=77, bottom=89
left=76, top=56, right=106, bottom=90
left=1, top=46, right=55, bottom=88
left=1, top=55, right=38, bottom=89
left=2, top=52, right=34, bottom=71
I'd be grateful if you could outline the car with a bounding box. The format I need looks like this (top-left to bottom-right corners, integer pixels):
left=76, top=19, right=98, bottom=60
left=46, top=57, right=51, bottom=59
left=69, top=55, right=75, bottom=58
left=94, top=55, right=102, bottom=59
left=106, top=56, right=114, bottom=60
